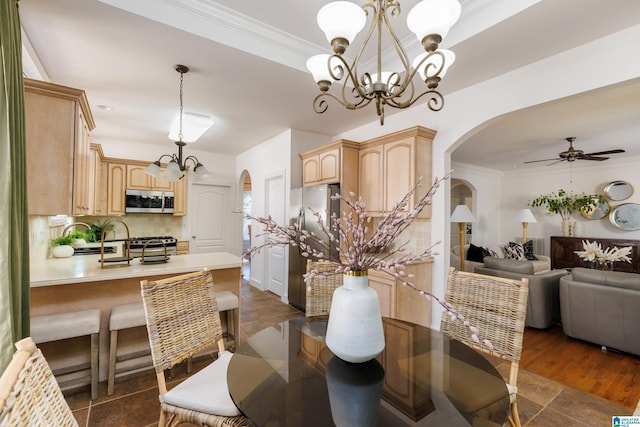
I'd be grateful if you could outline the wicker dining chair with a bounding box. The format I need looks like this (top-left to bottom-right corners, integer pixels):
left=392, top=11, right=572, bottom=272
left=0, top=337, right=78, bottom=426
left=305, top=260, right=342, bottom=317
left=441, top=267, right=529, bottom=427
left=140, top=270, right=251, bottom=427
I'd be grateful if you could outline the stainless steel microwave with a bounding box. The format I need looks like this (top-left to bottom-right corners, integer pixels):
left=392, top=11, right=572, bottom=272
left=125, top=189, right=174, bottom=213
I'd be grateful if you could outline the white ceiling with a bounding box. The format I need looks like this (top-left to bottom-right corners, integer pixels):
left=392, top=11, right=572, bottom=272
left=18, top=0, right=640, bottom=170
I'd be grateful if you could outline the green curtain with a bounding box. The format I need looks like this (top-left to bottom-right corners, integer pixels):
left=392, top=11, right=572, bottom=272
left=0, top=0, right=30, bottom=371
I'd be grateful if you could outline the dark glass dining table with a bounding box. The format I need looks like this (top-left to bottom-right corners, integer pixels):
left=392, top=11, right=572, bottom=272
left=228, top=317, right=510, bottom=426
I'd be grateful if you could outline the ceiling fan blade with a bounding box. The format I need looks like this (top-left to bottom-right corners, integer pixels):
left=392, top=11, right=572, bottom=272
left=583, top=149, right=625, bottom=156
left=580, top=156, right=609, bottom=161
left=524, top=157, right=563, bottom=164
left=547, top=159, right=566, bottom=166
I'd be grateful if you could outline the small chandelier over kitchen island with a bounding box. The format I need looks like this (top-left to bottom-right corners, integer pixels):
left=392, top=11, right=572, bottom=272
left=306, top=0, right=461, bottom=125
left=144, top=64, right=211, bottom=181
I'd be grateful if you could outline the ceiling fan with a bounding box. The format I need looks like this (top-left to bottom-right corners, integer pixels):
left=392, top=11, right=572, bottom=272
left=524, top=137, right=625, bottom=165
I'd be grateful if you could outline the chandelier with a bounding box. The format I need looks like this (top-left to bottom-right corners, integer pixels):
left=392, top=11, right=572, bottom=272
left=144, top=64, right=211, bottom=181
left=306, top=0, right=461, bottom=125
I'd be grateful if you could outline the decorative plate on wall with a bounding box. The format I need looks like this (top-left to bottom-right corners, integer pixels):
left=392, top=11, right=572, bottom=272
left=609, top=203, right=640, bottom=231
left=603, top=181, right=633, bottom=201
left=580, top=197, right=610, bottom=220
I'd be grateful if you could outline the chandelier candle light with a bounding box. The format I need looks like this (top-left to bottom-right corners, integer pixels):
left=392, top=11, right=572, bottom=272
left=306, top=0, right=461, bottom=125
left=144, top=65, right=212, bottom=182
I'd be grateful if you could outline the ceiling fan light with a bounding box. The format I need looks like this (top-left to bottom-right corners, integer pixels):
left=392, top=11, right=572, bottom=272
left=317, top=1, right=366, bottom=45
left=407, top=0, right=461, bottom=44
left=143, top=161, right=162, bottom=178
left=413, top=49, right=456, bottom=80
left=164, top=160, right=183, bottom=181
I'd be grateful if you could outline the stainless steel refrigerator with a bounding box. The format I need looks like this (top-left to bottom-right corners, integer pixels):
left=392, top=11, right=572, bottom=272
left=288, top=183, right=340, bottom=311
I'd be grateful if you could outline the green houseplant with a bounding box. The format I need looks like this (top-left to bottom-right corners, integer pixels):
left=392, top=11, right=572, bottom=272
left=51, top=235, right=75, bottom=258
left=529, top=189, right=604, bottom=236
left=68, top=230, right=88, bottom=247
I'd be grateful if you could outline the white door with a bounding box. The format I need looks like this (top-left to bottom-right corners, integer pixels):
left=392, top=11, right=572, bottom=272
left=265, top=174, right=286, bottom=297
left=190, top=183, right=233, bottom=253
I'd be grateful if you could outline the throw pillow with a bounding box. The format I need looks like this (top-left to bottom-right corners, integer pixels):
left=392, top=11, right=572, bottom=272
left=502, top=242, right=526, bottom=260
left=522, top=240, right=538, bottom=261
left=466, top=243, right=485, bottom=262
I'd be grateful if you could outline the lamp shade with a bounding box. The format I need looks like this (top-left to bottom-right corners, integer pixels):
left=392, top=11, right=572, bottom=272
left=307, top=54, right=334, bottom=83
left=164, top=161, right=183, bottom=182
left=450, top=204, right=475, bottom=223
left=407, top=0, right=462, bottom=42
left=193, top=163, right=211, bottom=180
left=143, top=161, right=162, bottom=178
left=317, top=1, right=366, bottom=44
left=513, top=209, right=537, bottom=223
left=413, top=49, right=456, bottom=80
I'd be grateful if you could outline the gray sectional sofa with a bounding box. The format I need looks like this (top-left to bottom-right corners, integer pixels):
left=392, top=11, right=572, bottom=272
left=474, top=257, right=568, bottom=329
left=559, top=267, right=640, bottom=356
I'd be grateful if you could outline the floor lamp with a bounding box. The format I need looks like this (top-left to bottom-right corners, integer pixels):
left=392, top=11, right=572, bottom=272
left=450, top=205, right=476, bottom=272
left=513, top=209, right=537, bottom=242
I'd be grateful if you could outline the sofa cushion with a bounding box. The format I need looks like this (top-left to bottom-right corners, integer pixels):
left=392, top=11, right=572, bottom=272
left=482, top=256, right=535, bottom=275
left=522, top=240, right=537, bottom=261
left=467, top=243, right=485, bottom=262
left=570, top=267, right=640, bottom=291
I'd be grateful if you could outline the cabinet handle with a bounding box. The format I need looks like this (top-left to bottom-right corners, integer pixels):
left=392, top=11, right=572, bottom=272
left=192, top=235, right=196, bottom=239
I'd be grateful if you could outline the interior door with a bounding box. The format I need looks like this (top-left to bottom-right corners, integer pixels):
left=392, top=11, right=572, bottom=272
left=265, top=174, right=286, bottom=297
left=190, top=183, right=233, bottom=253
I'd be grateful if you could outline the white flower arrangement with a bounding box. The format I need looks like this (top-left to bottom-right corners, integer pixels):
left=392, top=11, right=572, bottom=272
left=574, top=240, right=632, bottom=265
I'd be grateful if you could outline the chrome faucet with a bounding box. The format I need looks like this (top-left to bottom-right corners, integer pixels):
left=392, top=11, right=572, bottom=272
left=62, top=222, right=91, bottom=236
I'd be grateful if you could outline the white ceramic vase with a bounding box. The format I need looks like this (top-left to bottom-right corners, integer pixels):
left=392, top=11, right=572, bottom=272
left=52, top=245, right=74, bottom=258
left=325, top=272, right=385, bottom=364
left=561, top=219, right=571, bottom=237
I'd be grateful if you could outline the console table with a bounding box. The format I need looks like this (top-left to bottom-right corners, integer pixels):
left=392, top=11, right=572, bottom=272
left=550, top=236, right=640, bottom=272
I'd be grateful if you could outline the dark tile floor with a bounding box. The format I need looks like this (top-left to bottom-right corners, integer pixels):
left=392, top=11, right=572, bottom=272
left=63, top=277, right=634, bottom=426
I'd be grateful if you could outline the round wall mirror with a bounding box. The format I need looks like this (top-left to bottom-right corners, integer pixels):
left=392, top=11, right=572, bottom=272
left=580, top=198, right=610, bottom=220
left=609, top=203, right=640, bottom=231
left=604, top=181, right=633, bottom=201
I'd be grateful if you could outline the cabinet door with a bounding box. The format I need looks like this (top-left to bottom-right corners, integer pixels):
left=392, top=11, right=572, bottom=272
left=173, top=178, right=187, bottom=216
left=92, top=150, right=107, bottom=215
left=107, top=163, right=126, bottom=215
left=73, top=108, right=91, bottom=215
left=302, top=155, right=320, bottom=186
left=383, top=139, right=415, bottom=212
left=359, top=146, right=383, bottom=213
left=368, top=271, right=395, bottom=318
left=318, top=148, right=340, bottom=183
left=152, top=174, right=174, bottom=191
left=126, top=165, right=151, bottom=189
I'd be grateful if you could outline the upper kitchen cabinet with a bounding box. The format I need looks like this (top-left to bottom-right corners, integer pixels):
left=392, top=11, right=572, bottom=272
left=126, top=164, right=173, bottom=191
left=359, top=126, right=434, bottom=217
left=300, top=140, right=360, bottom=214
left=107, top=162, right=126, bottom=215
left=24, top=78, right=96, bottom=215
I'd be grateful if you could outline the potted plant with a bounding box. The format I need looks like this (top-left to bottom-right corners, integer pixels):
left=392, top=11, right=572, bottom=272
left=529, top=189, right=604, bottom=236
left=51, top=235, right=75, bottom=258
left=68, top=231, right=88, bottom=248
left=87, top=220, right=115, bottom=243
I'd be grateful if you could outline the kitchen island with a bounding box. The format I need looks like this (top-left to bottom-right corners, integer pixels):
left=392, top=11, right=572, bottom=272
left=30, top=252, right=243, bottom=385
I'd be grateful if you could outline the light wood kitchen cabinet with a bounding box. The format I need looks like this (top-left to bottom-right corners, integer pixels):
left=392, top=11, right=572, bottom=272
left=358, top=126, right=434, bottom=217
left=89, top=144, right=107, bottom=216
left=24, top=78, right=95, bottom=215
left=369, top=262, right=432, bottom=327
left=107, top=163, right=126, bottom=215
left=300, top=140, right=359, bottom=188
left=126, top=165, right=173, bottom=191
left=176, top=241, right=189, bottom=255
left=173, top=178, right=187, bottom=216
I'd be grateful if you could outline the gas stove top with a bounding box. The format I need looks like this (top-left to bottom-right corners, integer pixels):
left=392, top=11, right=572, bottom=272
left=128, top=236, right=177, bottom=248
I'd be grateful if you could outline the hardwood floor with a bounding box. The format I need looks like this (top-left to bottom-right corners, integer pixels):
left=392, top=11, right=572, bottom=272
left=521, top=324, right=640, bottom=410
left=61, top=277, right=638, bottom=426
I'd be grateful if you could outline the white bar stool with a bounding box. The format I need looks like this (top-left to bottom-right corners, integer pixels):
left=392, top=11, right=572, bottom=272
left=31, top=309, right=101, bottom=400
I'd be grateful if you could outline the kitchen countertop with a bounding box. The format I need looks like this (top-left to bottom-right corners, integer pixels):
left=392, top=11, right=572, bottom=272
left=31, top=252, right=243, bottom=287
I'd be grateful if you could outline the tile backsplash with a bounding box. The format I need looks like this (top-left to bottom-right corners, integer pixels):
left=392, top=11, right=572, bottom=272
left=29, top=214, right=185, bottom=261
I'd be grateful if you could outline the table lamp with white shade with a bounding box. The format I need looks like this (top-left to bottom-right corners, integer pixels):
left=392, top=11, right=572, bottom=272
left=513, top=209, right=537, bottom=242
left=450, top=205, right=476, bottom=272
